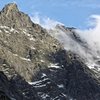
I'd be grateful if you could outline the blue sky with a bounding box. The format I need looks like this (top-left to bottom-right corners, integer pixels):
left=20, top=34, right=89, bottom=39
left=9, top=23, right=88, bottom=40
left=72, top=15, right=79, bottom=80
left=0, top=0, right=100, bottom=29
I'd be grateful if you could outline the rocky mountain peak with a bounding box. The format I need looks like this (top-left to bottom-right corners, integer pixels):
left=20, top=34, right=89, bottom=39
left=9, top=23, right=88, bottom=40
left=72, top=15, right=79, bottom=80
left=0, top=3, right=33, bottom=29
left=2, top=3, right=19, bottom=14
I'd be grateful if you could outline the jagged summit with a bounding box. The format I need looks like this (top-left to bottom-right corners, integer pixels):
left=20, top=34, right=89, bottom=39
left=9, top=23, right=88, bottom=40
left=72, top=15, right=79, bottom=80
left=2, top=3, right=19, bottom=14
left=0, top=3, right=34, bottom=29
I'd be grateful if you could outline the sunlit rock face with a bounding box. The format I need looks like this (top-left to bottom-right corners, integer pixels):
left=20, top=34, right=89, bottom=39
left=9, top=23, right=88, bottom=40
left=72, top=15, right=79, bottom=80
left=0, top=3, right=100, bottom=100
left=0, top=3, right=62, bottom=81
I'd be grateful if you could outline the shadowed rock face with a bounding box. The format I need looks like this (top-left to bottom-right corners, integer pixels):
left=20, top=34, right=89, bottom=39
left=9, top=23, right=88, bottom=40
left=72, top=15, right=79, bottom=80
left=31, top=50, right=100, bottom=100
left=0, top=3, right=100, bottom=100
left=0, top=71, right=39, bottom=100
left=0, top=91, right=11, bottom=100
left=0, top=72, right=11, bottom=100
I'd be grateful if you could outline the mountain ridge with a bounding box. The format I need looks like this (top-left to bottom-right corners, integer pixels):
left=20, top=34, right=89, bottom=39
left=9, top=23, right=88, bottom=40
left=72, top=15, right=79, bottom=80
left=0, top=3, right=100, bottom=100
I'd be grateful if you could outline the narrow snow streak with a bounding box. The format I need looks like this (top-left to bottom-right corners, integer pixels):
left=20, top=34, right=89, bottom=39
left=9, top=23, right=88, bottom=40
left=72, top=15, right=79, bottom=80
left=48, top=63, right=60, bottom=69
left=13, top=53, right=31, bottom=61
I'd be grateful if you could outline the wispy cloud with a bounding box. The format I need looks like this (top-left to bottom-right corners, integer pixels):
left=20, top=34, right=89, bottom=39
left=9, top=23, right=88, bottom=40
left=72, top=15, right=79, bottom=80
left=31, top=12, right=63, bottom=29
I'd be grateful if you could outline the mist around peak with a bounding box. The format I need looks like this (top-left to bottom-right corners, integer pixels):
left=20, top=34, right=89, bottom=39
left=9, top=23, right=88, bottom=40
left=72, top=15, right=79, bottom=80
left=31, top=14, right=100, bottom=70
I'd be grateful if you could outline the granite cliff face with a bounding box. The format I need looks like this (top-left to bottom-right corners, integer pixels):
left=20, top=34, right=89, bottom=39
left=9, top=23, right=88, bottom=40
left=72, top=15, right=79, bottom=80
left=0, top=3, right=100, bottom=100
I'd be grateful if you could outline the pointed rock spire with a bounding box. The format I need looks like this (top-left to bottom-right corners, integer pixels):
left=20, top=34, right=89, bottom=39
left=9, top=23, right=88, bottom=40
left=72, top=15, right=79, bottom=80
left=2, top=3, right=19, bottom=14
left=0, top=3, right=33, bottom=29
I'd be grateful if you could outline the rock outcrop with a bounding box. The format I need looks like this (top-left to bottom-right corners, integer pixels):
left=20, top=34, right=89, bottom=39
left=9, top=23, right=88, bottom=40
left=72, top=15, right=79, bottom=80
left=0, top=3, right=62, bottom=81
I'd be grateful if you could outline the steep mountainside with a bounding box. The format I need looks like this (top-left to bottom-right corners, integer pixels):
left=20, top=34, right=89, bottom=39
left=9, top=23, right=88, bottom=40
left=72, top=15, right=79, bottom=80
left=48, top=24, right=100, bottom=80
left=0, top=3, right=100, bottom=100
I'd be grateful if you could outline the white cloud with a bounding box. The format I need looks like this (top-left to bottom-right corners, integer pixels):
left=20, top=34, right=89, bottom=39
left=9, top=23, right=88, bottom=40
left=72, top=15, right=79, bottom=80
left=31, top=12, right=41, bottom=25
left=77, top=15, right=100, bottom=49
left=74, top=15, right=100, bottom=65
left=31, top=13, right=63, bottom=29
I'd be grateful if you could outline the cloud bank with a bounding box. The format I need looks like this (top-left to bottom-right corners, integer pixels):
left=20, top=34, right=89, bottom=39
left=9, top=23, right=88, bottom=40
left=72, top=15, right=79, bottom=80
left=31, top=14, right=100, bottom=69
left=77, top=15, right=100, bottom=53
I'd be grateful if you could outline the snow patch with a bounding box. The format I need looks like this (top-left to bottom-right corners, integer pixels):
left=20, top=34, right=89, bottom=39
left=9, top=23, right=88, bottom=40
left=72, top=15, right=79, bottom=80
left=20, top=57, right=31, bottom=61
left=61, top=93, right=67, bottom=98
left=48, top=63, right=60, bottom=69
left=22, top=29, right=36, bottom=42
left=40, top=60, right=45, bottom=63
left=10, top=28, right=15, bottom=32
left=57, top=84, right=64, bottom=88
left=23, top=30, right=31, bottom=37
left=30, top=46, right=36, bottom=50
left=28, top=78, right=49, bottom=85
left=4, top=29, right=10, bottom=34
left=41, top=73, right=47, bottom=78
left=0, top=26, right=9, bottom=29
left=9, top=27, right=19, bottom=33
left=38, top=92, right=50, bottom=99
left=41, top=93, right=50, bottom=99
left=33, top=84, right=46, bottom=88
left=13, top=54, right=18, bottom=57
left=0, top=25, right=19, bottom=34
left=29, top=37, right=35, bottom=41
left=13, top=53, right=31, bottom=61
